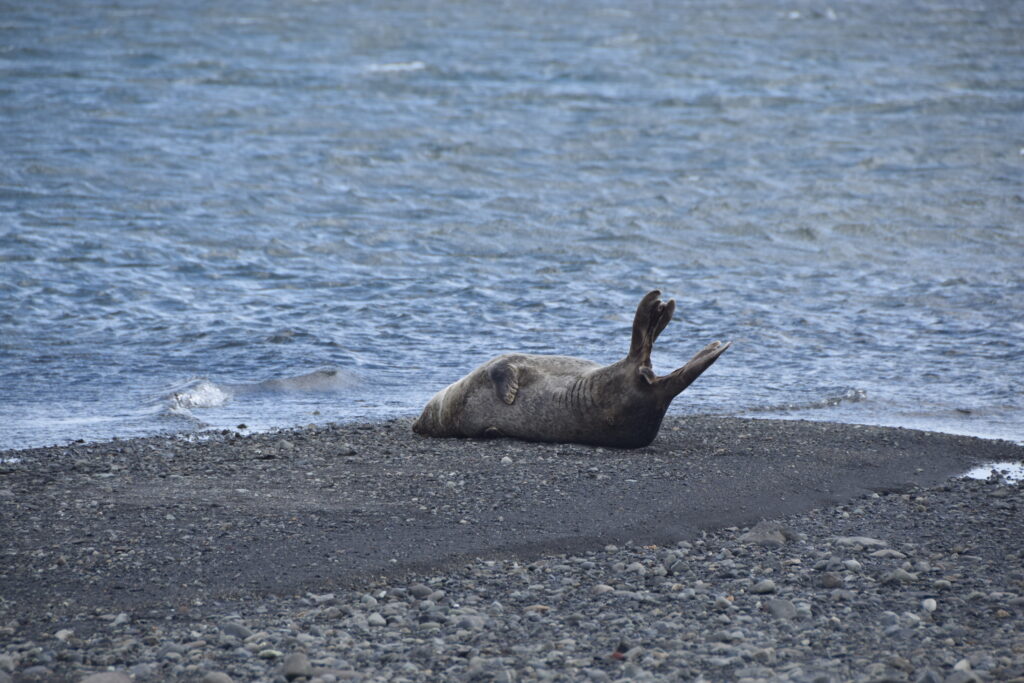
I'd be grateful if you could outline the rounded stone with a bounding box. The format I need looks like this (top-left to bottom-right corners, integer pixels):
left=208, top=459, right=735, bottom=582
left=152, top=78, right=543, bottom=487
left=17, top=667, right=53, bottom=681
left=819, top=572, right=843, bottom=588
left=79, top=675, right=133, bottom=683
left=883, top=568, right=917, bottom=584
left=765, top=599, right=797, bottom=620
left=409, top=584, right=433, bottom=599
left=220, top=622, right=253, bottom=640
left=201, top=674, right=234, bottom=683
left=281, top=652, right=313, bottom=680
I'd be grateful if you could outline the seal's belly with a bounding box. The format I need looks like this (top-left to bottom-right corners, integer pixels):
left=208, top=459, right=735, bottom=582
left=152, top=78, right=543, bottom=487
left=455, top=357, right=620, bottom=443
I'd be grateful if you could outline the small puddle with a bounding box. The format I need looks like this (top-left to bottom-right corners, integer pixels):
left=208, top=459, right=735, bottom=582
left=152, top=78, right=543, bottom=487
left=961, top=462, right=1024, bottom=484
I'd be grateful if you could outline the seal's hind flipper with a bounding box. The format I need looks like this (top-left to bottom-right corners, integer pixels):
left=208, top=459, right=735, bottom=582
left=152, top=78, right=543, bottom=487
left=488, top=359, right=520, bottom=405
left=628, top=290, right=675, bottom=364
left=659, top=340, right=732, bottom=398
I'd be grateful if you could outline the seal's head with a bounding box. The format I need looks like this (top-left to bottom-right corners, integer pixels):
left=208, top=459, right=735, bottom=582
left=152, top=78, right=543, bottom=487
left=412, top=386, right=455, bottom=437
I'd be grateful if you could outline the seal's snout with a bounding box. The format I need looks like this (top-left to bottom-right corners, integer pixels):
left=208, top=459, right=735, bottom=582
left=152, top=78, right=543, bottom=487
left=412, top=400, right=439, bottom=435
left=412, top=414, right=426, bottom=434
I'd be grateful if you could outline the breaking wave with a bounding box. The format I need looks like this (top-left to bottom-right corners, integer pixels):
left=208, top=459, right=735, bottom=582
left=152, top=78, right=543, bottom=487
left=164, top=379, right=233, bottom=422
left=161, top=367, right=358, bottom=422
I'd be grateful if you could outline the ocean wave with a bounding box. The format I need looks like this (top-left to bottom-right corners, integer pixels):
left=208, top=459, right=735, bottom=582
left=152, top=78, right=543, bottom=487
left=166, top=379, right=233, bottom=419
left=238, top=367, right=360, bottom=394
left=742, top=388, right=869, bottom=414
left=161, top=367, right=357, bottom=421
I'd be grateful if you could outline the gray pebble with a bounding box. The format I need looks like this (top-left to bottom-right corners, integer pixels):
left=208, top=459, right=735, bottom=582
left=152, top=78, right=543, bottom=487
left=739, top=521, right=788, bottom=547
left=409, top=584, right=432, bottom=599
left=944, top=672, right=983, bottom=683
left=220, top=622, right=254, bottom=639
left=626, top=561, right=647, bottom=575
left=78, top=675, right=133, bottom=683
left=201, top=673, right=235, bottom=683
left=765, top=599, right=797, bottom=620
left=458, top=615, right=487, bottom=630
left=751, top=579, right=777, bottom=594
left=834, top=536, right=887, bottom=548
left=913, top=669, right=943, bottom=683
left=882, top=568, right=917, bottom=584
left=280, top=652, right=313, bottom=680
left=819, top=572, right=843, bottom=588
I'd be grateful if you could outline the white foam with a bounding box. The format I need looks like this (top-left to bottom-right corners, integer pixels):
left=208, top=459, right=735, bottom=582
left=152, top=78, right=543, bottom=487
left=169, top=379, right=233, bottom=410
left=961, top=462, right=1024, bottom=484
left=366, top=61, right=426, bottom=73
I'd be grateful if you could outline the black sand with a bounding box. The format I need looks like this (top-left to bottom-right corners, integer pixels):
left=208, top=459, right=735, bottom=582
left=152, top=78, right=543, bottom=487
left=1, top=417, right=1022, bottom=681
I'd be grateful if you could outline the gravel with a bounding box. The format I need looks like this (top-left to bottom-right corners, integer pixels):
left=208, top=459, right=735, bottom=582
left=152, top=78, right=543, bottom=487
left=1, top=416, right=1022, bottom=681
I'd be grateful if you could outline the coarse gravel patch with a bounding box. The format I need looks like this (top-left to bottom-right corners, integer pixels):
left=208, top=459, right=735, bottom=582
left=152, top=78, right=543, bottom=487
left=1, top=416, right=1022, bottom=681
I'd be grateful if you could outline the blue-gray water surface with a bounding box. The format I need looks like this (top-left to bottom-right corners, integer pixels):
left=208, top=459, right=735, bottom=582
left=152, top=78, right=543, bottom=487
left=2, top=0, right=1023, bottom=451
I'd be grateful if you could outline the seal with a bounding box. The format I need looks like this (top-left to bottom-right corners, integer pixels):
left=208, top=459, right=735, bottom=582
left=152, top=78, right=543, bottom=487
left=412, top=290, right=731, bottom=448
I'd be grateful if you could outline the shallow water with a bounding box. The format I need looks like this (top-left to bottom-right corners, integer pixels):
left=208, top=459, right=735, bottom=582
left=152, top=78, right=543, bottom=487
left=2, top=0, right=1022, bottom=450
left=961, top=462, right=1024, bottom=484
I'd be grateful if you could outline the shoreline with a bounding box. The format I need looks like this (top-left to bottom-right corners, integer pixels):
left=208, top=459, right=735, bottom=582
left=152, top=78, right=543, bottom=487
left=1, top=416, right=1022, bottom=682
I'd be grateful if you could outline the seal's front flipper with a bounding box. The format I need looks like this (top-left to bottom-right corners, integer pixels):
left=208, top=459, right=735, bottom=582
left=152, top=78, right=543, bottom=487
left=488, top=359, right=520, bottom=405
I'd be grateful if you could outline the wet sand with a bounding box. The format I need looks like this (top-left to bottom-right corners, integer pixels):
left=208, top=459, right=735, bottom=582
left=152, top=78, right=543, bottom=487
left=1, top=417, right=1022, bottom=681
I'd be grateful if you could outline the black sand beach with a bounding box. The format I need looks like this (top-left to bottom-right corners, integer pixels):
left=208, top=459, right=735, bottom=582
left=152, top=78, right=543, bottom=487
left=1, top=417, right=1022, bottom=682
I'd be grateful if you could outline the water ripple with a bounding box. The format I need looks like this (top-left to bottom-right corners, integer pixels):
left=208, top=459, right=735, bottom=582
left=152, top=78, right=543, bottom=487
left=1, top=0, right=1022, bottom=449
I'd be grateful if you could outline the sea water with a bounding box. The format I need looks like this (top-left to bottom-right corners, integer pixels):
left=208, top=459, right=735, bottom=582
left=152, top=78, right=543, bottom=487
left=2, top=0, right=1022, bottom=450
